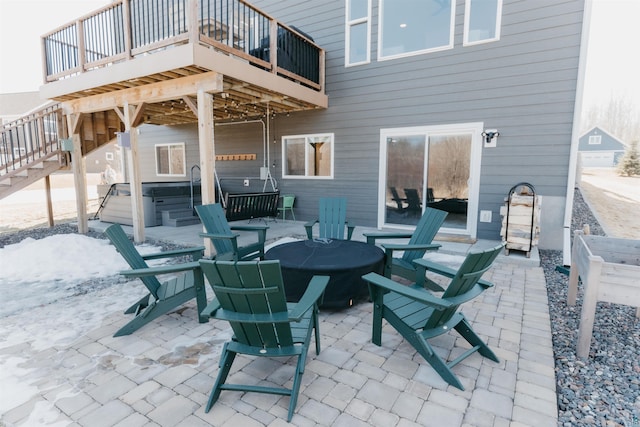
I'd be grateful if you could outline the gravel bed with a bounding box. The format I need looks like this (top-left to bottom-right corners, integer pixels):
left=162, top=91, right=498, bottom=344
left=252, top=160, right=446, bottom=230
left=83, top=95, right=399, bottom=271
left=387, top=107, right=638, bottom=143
left=541, top=189, right=640, bottom=426
left=2, top=194, right=639, bottom=425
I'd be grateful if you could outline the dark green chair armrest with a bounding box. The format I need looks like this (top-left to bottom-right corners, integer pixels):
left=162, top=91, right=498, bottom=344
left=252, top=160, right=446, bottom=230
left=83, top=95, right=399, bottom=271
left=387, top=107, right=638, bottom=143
left=364, top=232, right=413, bottom=245
left=413, top=258, right=493, bottom=288
left=201, top=297, right=221, bottom=318
left=230, top=225, right=269, bottom=232
left=345, top=222, right=356, bottom=240
left=288, top=276, right=330, bottom=321
left=304, top=220, right=319, bottom=239
left=120, top=261, right=201, bottom=278
left=199, top=232, right=241, bottom=240
left=382, top=243, right=441, bottom=252
left=141, top=247, right=205, bottom=261
left=362, top=272, right=452, bottom=309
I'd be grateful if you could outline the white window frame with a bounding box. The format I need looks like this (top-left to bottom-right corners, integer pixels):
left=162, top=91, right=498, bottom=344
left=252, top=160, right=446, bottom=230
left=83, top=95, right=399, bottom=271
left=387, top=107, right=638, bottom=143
left=378, top=122, right=483, bottom=238
left=588, top=135, right=602, bottom=145
left=345, top=0, right=372, bottom=66
left=282, top=133, right=334, bottom=179
left=463, top=0, right=503, bottom=46
left=377, top=0, right=456, bottom=61
left=154, top=142, right=186, bottom=177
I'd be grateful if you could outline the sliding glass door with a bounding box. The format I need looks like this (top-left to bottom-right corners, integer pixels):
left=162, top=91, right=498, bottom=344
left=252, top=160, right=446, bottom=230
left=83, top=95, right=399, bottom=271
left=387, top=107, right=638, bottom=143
left=379, top=123, right=483, bottom=237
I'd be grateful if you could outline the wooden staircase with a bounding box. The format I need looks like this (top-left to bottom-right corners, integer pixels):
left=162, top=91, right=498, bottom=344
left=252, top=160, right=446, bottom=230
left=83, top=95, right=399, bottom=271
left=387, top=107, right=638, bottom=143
left=0, top=105, right=123, bottom=200
left=0, top=151, right=68, bottom=199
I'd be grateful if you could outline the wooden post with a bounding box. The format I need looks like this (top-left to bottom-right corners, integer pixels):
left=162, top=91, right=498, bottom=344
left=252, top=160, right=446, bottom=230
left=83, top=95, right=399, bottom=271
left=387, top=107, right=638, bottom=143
left=576, top=255, right=603, bottom=359
left=269, top=20, right=278, bottom=74
left=65, top=113, right=89, bottom=234
left=122, top=0, right=132, bottom=60
left=197, top=89, right=215, bottom=256
left=44, top=175, right=54, bottom=227
left=77, top=18, right=86, bottom=73
left=187, top=0, right=199, bottom=45
left=124, top=103, right=145, bottom=243
left=567, top=230, right=582, bottom=306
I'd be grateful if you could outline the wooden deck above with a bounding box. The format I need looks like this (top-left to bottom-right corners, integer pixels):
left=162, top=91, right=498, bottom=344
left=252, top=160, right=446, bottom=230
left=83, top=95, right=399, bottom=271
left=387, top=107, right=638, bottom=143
left=40, top=0, right=327, bottom=125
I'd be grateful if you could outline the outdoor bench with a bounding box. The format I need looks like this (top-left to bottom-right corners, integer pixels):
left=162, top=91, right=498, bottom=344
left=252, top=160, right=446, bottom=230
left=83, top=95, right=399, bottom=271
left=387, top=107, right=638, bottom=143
left=225, top=191, right=280, bottom=222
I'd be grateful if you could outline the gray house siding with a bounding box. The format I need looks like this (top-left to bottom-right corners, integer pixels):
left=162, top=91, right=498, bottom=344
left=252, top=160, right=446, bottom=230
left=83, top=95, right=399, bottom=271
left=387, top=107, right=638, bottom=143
left=127, top=0, right=584, bottom=249
left=136, top=124, right=200, bottom=182
left=242, top=0, right=584, bottom=249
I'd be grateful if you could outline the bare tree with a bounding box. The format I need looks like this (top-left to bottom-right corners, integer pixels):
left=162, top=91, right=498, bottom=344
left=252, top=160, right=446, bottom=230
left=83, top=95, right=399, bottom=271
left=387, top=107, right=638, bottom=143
left=581, top=94, right=640, bottom=143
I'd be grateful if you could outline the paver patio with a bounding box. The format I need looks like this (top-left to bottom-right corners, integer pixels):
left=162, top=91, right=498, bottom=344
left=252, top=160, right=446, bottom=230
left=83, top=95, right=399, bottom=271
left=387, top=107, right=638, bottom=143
left=0, top=221, right=557, bottom=426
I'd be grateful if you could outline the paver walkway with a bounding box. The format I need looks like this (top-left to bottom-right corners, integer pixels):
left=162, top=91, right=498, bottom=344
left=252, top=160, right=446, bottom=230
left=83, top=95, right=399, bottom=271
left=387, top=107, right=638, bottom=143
left=1, top=222, right=557, bottom=426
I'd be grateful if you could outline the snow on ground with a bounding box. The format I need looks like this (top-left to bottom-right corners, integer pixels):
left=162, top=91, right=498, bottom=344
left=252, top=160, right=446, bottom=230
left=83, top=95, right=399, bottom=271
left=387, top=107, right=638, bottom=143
left=0, top=233, right=299, bottom=421
left=0, top=234, right=174, bottom=415
left=0, top=234, right=164, bottom=318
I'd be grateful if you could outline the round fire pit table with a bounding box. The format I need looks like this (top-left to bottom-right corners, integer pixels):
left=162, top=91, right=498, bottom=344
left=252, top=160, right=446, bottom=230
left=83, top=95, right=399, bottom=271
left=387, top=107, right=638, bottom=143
left=265, top=239, right=384, bottom=309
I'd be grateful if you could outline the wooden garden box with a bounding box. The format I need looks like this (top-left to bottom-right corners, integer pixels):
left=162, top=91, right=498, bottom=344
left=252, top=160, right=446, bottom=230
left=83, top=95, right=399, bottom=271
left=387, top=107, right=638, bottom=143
left=567, top=231, right=640, bottom=359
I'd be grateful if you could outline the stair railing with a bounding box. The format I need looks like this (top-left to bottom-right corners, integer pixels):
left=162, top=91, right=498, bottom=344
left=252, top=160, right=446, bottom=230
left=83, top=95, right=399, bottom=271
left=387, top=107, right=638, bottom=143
left=92, top=183, right=118, bottom=220
left=190, top=164, right=225, bottom=210
left=1, top=103, right=66, bottom=176
left=190, top=164, right=201, bottom=214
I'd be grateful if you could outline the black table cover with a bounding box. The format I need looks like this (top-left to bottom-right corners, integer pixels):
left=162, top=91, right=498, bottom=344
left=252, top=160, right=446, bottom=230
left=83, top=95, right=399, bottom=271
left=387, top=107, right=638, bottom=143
left=265, top=239, right=384, bottom=308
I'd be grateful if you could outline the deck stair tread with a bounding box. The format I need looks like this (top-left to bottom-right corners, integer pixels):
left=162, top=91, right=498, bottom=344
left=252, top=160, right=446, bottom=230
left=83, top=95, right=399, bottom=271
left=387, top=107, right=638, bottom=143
left=162, top=208, right=201, bottom=227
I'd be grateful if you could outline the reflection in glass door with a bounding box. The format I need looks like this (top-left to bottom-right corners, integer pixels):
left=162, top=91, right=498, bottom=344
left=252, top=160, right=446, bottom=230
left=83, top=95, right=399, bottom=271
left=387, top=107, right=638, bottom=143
left=426, top=134, right=471, bottom=230
left=385, top=135, right=426, bottom=226
left=380, top=124, right=481, bottom=236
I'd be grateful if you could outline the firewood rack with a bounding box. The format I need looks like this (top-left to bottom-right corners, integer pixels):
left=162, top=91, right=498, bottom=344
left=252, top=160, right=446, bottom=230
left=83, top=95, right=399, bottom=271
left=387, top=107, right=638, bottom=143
left=503, top=182, right=537, bottom=257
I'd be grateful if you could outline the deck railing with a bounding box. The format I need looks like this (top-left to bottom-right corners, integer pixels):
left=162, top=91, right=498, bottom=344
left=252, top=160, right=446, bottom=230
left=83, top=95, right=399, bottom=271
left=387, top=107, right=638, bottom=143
left=42, top=0, right=324, bottom=91
left=0, top=104, right=66, bottom=175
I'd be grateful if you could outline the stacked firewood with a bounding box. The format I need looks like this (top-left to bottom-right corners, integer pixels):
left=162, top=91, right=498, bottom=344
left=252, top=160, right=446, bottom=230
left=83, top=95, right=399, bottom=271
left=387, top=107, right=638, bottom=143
left=500, top=188, right=541, bottom=257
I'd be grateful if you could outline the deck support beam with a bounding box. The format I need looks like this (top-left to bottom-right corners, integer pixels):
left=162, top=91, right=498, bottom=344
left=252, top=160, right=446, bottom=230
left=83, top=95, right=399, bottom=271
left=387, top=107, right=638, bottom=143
left=65, top=72, right=223, bottom=114
left=197, top=90, right=215, bottom=256
left=66, top=113, right=89, bottom=234
left=44, top=175, right=54, bottom=227
left=124, top=103, right=145, bottom=243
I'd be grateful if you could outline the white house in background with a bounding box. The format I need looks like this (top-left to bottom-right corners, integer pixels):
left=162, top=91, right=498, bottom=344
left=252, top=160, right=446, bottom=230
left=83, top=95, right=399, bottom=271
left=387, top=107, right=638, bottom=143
left=578, top=127, right=626, bottom=168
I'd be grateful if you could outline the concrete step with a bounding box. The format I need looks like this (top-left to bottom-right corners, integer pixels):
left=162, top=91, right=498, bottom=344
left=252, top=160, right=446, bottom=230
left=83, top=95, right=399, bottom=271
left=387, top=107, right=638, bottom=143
left=161, top=209, right=200, bottom=227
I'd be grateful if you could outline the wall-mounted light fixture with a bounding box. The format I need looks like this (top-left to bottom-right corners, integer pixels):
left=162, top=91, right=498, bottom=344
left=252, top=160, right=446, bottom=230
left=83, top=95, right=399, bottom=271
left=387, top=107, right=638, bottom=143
left=482, top=129, right=499, bottom=147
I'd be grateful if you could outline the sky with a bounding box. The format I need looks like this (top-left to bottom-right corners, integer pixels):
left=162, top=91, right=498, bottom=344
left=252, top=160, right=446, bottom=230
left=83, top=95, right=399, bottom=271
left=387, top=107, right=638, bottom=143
left=0, top=0, right=639, bottom=111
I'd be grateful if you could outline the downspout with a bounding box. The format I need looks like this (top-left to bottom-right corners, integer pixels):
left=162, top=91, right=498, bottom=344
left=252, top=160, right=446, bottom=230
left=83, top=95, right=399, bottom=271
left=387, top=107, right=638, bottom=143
left=562, top=0, right=593, bottom=266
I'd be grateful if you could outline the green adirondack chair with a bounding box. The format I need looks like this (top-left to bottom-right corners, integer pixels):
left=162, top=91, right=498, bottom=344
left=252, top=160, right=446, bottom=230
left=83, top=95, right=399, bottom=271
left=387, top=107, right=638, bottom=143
left=104, top=224, right=208, bottom=337
left=195, top=203, right=268, bottom=261
left=364, top=207, right=447, bottom=291
left=362, top=243, right=503, bottom=390
left=199, top=259, right=329, bottom=422
left=304, top=197, right=355, bottom=240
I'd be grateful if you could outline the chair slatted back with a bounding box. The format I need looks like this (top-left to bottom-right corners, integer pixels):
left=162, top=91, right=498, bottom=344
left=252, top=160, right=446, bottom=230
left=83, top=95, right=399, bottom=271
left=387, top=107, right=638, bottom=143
left=200, top=260, right=294, bottom=348
left=104, top=224, right=161, bottom=298
left=318, top=197, right=348, bottom=240
left=403, top=208, right=447, bottom=263
left=282, top=195, right=295, bottom=209
left=195, top=203, right=234, bottom=256
left=424, top=244, right=503, bottom=329
left=404, top=188, right=422, bottom=211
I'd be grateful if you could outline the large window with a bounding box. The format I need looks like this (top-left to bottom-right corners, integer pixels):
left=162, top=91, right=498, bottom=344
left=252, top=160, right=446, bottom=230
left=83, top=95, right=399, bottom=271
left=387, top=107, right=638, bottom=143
left=378, top=0, right=455, bottom=60
left=346, top=0, right=371, bottom=66
left=464, top=0, right=502, bottom=45
left=282, top=133, right=334, bottom=178
left=155, top=143, right=186, bottom=176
